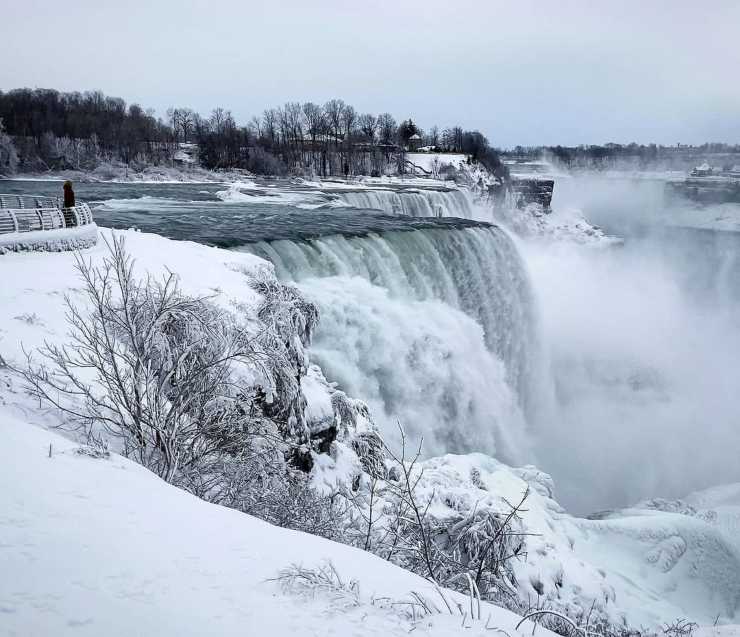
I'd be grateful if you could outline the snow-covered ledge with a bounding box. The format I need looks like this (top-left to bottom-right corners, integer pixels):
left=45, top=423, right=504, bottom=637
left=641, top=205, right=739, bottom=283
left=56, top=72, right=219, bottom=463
left=0, top=223, right=98, bottom=254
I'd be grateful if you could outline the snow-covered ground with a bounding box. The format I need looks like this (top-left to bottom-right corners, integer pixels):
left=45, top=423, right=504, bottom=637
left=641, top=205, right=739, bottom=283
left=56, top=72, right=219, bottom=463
left=406, top=153, right=468, bottom=177
left=0, top=412, right=550, bottom=637
left=1, top=228, right=739, bottom=634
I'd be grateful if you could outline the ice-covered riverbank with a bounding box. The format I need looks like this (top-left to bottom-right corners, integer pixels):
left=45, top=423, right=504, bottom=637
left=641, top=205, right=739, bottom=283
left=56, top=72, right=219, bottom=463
left=8, top=162, right=249, bottom=184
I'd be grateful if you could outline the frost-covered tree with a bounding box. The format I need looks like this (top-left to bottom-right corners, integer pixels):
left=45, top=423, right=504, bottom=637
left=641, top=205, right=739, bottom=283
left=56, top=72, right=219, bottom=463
left=20, top=235, right=266, bottom=482
left=248, top=270, right=319, bottom=444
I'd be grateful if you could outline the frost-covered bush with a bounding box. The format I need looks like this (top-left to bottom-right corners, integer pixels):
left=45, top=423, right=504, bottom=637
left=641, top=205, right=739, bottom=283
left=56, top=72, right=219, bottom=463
left=21, top=235, right=266, bottom=482
left=349, top=430, right=386, bottom=479
left=319, top=427, right=531, bottom=611
left=176, top=418, right=346, bottom=540
left=275, top=562, right=361, bottom=610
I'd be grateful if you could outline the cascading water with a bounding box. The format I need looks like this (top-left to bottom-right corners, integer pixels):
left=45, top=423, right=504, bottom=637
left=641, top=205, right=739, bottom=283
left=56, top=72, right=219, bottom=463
left=243, top=224, right=543, bottom=463
left=336, top=188, right=475, bottom=218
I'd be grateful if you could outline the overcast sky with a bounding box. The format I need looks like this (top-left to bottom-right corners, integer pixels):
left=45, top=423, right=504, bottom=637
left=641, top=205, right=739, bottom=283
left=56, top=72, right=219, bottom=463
left=3, top=0, right=739, bottom=147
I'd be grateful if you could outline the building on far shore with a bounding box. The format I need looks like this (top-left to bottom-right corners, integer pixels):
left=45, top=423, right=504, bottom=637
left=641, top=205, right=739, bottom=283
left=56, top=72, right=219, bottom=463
left=407, top=133, right=422, bottom=152
left=690, top=162, right=713, bottom=177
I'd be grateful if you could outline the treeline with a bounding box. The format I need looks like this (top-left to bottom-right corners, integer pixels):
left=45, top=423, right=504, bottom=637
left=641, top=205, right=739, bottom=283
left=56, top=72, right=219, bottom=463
left=0, top=88, right=505, bottom=178
left=503, top=142, right=740, bottom=171
left=0, top=89, right=172, bottom=171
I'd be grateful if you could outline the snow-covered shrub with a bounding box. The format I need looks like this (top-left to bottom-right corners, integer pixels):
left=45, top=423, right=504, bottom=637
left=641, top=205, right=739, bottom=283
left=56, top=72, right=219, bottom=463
left=434, top=491, right=529, bottom=605
left=262, top=470, right=348, bottom=539
left=349, top=430, right=386, bottom=479
left=326, top=427, right=531, bottom=610
left=172, top=412, right=285, bottom=499
left=76, top=438, right=111, bottom=459
left=20, top=234, right=265, bottom=482
left=275, top=562, right=360, bottom=610
left=195, top=436, right=346, bottom=540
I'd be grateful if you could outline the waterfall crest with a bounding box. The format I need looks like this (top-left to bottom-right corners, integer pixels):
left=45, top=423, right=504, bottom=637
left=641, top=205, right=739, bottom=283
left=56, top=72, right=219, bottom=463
left=336, top=188, right=474, bottom=218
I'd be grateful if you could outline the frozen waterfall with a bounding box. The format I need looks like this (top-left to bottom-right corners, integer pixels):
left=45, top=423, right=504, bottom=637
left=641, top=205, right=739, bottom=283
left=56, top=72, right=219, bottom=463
left=243, top=224, right=544, bottom=462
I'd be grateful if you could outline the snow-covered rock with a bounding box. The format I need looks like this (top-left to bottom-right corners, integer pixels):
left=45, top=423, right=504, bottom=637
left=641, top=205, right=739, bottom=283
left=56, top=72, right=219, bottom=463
left=312, top=447, right=740, bottom=629
left=495, top=204, right=622, bottom=246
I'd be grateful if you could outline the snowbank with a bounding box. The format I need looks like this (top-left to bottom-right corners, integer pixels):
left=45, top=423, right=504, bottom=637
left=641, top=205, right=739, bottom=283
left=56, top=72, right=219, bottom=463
left=0, top=413, right=550, bottom=637
left=425, top=457, right=740, bottom=627
left=406, top=153, right=468, bottom=177
left=0, top=228, right=264, bottom=365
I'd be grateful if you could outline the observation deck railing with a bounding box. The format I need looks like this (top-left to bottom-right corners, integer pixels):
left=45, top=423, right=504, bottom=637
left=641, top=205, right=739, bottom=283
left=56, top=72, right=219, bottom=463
left=0, top=194, right=95, bottom=235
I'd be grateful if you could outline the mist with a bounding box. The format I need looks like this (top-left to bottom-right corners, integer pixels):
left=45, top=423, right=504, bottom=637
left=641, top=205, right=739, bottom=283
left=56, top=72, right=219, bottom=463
left=520, top=176, right=740, bottom=514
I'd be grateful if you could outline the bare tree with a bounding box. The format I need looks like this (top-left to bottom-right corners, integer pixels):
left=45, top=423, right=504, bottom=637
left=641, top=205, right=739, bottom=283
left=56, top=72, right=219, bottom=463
left=324, top=98, right=346, bottom=143
left=427, top=125, right=440, bottom=148
left=0, top=118, right=19, bottom=174
left=177, top=108, right=195, bottom=143
left=210, top=107, right=227, bottom=134
left=359, top=113, right=378, bottom=144
left=248, top=115, right=263, bottom=139
left=380, top=427, right=439, bottom=581
left=377, top=113, right=398, bottom=145
left=341, top=104, right=358, bottom=141
left=262, top=108, right=278, bottom=147
left=302, top=102, right=325, bottom=145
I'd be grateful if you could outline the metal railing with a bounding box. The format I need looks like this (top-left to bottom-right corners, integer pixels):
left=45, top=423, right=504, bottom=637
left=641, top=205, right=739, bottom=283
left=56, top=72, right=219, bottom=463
left=0, top=195, right=95, bottom=236
left=0, top=194, right=61, bottom=210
